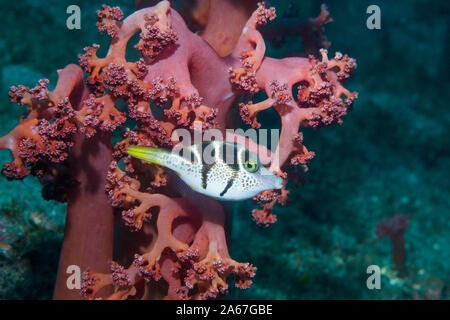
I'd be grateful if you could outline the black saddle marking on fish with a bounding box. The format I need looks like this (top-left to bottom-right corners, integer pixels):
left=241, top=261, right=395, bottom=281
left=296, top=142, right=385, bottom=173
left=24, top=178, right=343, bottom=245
left=219, top=170, right=239, bottom=197
left=201, top=163, right=215, bottom=189
left=201, top=142, right=215, bottom=160
left=222, top=142, right=240, bottom=172
left=220, top=178, right=235, bottom=197
left=200, top=142, right=218, bottom=189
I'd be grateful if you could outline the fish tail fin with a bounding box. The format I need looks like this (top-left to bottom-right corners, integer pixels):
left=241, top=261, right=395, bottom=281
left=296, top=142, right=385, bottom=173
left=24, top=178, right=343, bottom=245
left=127, top=146, right=171, bottom=168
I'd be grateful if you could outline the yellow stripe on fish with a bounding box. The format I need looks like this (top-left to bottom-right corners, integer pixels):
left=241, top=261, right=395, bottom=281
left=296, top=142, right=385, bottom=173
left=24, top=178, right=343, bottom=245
left=127, top=141, right=282, bottom=201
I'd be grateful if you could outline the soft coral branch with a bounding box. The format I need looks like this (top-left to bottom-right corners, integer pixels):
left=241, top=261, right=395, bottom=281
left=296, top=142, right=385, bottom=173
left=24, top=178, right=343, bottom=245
left=85, top=162, right=256, bottom=299
left=0, top=65, right=82, bottom=180
left=241, top=49, right=357, bottom=174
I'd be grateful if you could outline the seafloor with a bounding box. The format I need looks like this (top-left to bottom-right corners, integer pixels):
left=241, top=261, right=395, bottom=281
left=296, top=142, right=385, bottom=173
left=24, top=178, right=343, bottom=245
left=0, top=0, right=448, bottom=299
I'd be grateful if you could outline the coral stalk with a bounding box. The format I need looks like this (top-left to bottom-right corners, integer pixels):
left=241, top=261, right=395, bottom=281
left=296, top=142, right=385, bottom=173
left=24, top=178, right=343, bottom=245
left=376, top=214, right=409, bottom=271
left=54, top=132, right=115, bottom=299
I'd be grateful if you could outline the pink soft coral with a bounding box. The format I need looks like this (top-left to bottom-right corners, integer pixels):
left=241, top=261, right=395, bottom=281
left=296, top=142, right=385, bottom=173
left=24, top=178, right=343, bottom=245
left=0, top=1, right=357, bottom=299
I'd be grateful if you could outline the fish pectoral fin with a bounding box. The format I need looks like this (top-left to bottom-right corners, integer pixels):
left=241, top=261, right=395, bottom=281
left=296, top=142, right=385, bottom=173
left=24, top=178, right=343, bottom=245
left=127, top=146, right=168, bottom=167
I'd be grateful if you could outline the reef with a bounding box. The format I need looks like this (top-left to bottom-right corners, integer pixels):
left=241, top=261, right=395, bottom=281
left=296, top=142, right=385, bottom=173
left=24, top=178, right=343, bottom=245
left=0, top=1, right=356, bottom=299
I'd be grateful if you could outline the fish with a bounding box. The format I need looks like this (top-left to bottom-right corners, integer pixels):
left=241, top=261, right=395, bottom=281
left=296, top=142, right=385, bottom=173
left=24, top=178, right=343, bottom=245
left=127, top=141, right=283, bottom=201
left=28, top=211, right=62, bottom=234
left=0, top=243, right=11, bottom=251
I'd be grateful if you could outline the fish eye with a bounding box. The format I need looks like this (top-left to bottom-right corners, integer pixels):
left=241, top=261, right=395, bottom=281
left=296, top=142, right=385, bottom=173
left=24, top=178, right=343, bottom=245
left=244, top=160, right=258, bottom=173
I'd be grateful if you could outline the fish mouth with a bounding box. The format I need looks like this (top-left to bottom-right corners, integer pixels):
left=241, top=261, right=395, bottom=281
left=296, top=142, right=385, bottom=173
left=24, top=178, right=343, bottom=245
left=260, top=173, right=283, bottom=190
left=259, top=167, right=283, bottom=190
left=273, top=176, right=283, bottom=189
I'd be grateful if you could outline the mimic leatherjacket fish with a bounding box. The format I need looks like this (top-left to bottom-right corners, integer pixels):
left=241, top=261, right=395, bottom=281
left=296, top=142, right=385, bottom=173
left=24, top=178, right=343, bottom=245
left=127, top=141, right=283, bottom=201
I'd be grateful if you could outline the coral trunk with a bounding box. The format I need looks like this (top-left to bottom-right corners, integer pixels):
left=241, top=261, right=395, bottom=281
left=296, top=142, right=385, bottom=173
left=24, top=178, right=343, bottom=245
left=53, top=132, right=114, bottom=299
